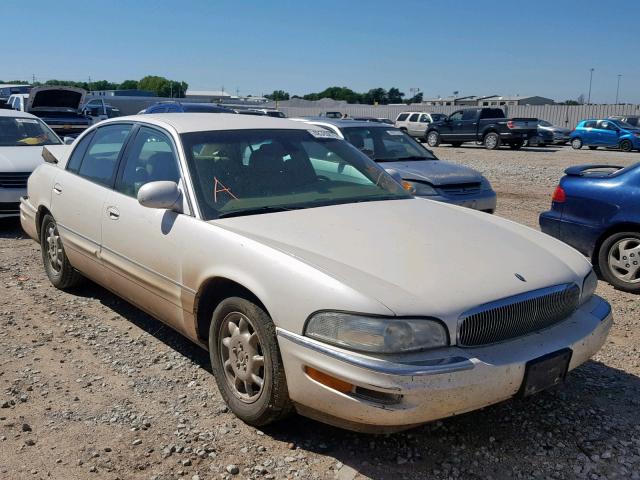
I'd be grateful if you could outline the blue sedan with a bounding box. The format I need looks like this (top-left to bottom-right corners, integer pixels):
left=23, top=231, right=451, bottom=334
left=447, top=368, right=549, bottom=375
left=570, top=118, right=640, bottom=152
left=540, top=163, right=640, bottom=293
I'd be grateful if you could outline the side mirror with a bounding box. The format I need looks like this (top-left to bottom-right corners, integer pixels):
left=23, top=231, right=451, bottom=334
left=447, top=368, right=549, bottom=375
left=63, top=136, right=75, bottom=145
left=137, top=181, right=183, bottom=212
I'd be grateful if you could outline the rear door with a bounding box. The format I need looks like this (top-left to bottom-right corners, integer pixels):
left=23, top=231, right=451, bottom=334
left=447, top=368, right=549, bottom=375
left=406, top=113, right=421, bottom=136
left=459, top=109, right=479, bottom=139
left=50, top=123, right=133, bottom=283
left=580, top=120, right=598, bottom=144
left=100, top=125, right=191, bottom=333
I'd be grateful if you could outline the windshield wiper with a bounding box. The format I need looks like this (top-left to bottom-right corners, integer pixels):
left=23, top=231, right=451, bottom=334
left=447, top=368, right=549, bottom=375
left=375, top=155, right=433, bottom=162
left=217, top=205, right=300, bottom=219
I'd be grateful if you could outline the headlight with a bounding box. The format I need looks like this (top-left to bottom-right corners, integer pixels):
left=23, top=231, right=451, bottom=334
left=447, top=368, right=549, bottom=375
left=581, top=269, right=598, bottom=304
left=480, top=176, right=493, bottom=190
left=403, top=180, right=438, bottom=196
left=305, top=312, right=448, bottom=353
left=632, top=132, right=640, bottom=138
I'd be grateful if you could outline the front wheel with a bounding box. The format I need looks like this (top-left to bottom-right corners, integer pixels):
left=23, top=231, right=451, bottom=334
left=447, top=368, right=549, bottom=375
left=209, top=297, right=293, bottom=426
left=426, top=131, right=441, bottom=147
left=40, top=214, right=82, bottom=289
left=597, top=232, right=640, bottom=293
left=620, top=140, right=633, bottom=152
left=571, top=138, right=583, bottom=149
left=483, top=132, right=501, bottom=150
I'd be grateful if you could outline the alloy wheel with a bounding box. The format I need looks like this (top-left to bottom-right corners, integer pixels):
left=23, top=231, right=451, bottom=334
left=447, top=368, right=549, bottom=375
left=46, top=223, right=63, bottom=273
left=219, top=311, right=265, bottom=403
left=608, top=237, right=640, bottom=284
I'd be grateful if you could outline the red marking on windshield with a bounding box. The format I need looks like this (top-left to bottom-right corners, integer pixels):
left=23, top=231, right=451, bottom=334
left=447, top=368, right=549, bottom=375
left=213, top=177, right=238, bottom=203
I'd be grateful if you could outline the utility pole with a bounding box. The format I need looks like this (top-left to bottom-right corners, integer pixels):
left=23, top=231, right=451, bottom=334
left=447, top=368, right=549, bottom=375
left=587, top=68, right=594, bottom=104
left=32, top=74, right=36, bottom=84
left=615, top=74, right=622, bottom=104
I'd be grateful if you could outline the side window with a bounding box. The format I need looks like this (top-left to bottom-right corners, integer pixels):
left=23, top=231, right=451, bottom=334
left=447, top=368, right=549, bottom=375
left=66, top=131, right=95, bottom=173
left=408, top=113, right=419, bottom=122
left=396, top=113, right=409, bottom=122
left=584, top=121, right=597, bottom=128
left=77, top=124, right=132, bottom=187
left=116, top=127, right=180, bottom=197
left=449, top=111, right=463, bottom=122
left=462, top=109, right=477, bottom=121
left=420, top=114, right=430, bottom=123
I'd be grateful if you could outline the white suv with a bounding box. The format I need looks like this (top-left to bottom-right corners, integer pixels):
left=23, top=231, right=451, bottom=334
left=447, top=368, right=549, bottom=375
left=394, top=112, right=447, bottom=140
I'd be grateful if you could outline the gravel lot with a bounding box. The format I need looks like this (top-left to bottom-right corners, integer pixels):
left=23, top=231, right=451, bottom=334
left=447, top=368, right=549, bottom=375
left=1, top=145, right=639, bottom=480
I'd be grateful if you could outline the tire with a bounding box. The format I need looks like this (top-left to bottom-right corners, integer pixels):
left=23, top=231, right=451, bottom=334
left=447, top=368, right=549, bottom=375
left=597, top=232, right=640, bottom=293
left=483, top=132, right=501, bottom=150
left=450, top=142, right=462, bottom=147
left=209, top=297, right=293, bottom=426
left=426, top=130, right=441, bottom=147
left=509, top=141, right=523, bottom=150
left=571, top=138, right=583, bottom=150
left=620, top=140, right=633, bottom=152
left=40, top=214, right=82, bottom=290
left=588, top=146, right=598, bottom=150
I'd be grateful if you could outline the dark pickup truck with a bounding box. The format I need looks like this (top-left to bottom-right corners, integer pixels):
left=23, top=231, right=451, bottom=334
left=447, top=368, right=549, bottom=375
left=424, top=108, right=538, bottom=150
left=26, top=86, right=91, bottom=137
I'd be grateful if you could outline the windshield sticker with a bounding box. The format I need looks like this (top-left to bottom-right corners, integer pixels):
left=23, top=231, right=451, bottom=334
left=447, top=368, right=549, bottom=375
left=15, top=119, right=39, bottom=124
left=386, top=129, right=404, bottom=136
left=307, top=129, right=339, bottom=139
left=213, top=177, right=238, bottom=203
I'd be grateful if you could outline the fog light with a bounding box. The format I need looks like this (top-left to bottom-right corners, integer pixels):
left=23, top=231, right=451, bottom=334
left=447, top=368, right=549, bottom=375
left=305, top=367, right=353, bottom=393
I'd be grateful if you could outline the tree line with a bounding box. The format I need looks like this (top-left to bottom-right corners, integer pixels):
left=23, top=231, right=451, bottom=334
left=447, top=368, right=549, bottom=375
left=0, top=76, right=189, bottom=98
left=265, top=86, right=423, bottom=105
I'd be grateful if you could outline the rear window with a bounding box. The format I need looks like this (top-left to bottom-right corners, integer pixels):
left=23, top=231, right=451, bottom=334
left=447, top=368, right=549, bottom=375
left=462, top=110, right=477, bottom=121
left=583, top=121, right=597, bottom=128
left=480, top=108, right=505, bottom=119
left=396, top=113, right=409, bottom=122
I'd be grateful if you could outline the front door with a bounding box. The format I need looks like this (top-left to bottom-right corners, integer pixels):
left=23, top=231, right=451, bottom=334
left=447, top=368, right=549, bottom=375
left=100, top=126, right=190, bottom=333
left=597, top=120, right=620, bottom=147
left=439, top=110, right=463, bottom=142
left=50, top=124, right=133, bottom=283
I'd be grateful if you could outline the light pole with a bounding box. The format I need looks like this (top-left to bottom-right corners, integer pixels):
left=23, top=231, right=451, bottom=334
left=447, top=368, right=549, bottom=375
left=587, top=68, right=594, bottom=104
left=615, top=74, right=622, bottom=104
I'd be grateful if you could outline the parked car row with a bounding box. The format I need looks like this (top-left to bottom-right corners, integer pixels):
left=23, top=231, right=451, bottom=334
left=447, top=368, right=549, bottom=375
left=12, top=112, right=611, bottom=433
left=139, top=101, right=286, bottom=118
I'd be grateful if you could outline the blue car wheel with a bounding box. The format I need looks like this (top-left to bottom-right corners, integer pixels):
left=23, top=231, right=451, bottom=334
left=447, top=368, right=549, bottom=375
left=571, top=138, right=583, bottom=150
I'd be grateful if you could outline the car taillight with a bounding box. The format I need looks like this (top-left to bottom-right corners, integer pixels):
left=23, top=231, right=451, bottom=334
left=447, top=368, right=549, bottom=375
left=506, top=120, right=514, bottom=129
left=552, top=185, right=566, bottom=203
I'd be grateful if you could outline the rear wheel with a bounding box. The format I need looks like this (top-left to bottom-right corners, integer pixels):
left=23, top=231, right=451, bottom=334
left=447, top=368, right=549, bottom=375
left=209, top=297, right=292, bottom=426
left=40, top=214, right=82, bottom=290
left=571, top=138, right=583, bottom=149
left=426, top=131, right=441, bottom=147
left=597, top=232, right=640, bottom=293
left=588, top=146, right=598, bottom=150
left=620, top=140, right=633, bottom=152
left=483, top=132, right=501, bottom=150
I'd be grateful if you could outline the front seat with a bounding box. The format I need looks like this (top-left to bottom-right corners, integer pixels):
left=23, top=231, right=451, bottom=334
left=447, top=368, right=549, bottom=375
left=146, top=152, right=180, bottom=183
left=248, top=143, right=287, bottom=193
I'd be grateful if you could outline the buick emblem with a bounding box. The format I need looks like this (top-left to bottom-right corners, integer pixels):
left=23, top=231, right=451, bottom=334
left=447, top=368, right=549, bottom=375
left=515, top=273, right=527, bottom=282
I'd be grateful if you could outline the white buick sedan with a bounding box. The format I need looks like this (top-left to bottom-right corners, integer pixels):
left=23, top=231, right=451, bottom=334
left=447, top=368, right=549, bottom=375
left=20, top=114, right=612, bottom=432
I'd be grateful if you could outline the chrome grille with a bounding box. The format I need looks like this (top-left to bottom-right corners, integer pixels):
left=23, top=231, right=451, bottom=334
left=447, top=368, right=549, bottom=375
left=438, top=182, right=481, bottom=196
left=458, top=283, right=580, bottom=347
left=0, top=172, right=30, bottom=189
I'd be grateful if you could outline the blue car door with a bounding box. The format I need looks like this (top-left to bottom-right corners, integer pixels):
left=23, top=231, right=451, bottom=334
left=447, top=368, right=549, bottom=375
left=597, top=120, right=619, bottom=147
left=581, top=120, right=598, bottom=145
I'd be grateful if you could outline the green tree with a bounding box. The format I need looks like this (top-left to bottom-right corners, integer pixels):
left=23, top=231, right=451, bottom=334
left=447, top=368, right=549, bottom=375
left=363, top=88, right=388, bottom=105
left=138, top=76, right=188, bottom=98
left=387, top=87, right=405, bottom=104
left=303, top=86, right=362, bottom=103
left=265, top=90, right=290, bottom=101
left=406, top=92, right=423, bottom=104
left=118, top=80, right=139, bottom=90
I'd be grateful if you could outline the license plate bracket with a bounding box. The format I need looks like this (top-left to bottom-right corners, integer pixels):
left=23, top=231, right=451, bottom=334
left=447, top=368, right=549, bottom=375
left=520, top=348, right=572, bottom=397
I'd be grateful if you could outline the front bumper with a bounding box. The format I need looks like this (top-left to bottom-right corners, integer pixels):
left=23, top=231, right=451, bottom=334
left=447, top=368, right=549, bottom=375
left=0, top=187, right=26, bottom=218
left=425, top=189, right=497, bottom=213
left=277, top=295, right=612, bottom=432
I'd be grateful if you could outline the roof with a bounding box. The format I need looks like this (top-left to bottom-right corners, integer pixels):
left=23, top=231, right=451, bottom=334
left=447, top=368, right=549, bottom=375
left=103, top=113, right=325, bottom=134
left=0, top=109, right=38, bottom=119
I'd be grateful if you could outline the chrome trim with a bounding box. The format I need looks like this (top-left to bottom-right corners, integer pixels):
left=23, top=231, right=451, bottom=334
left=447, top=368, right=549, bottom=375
left=457, top=283, right=581, bottom=347
left=277, top=328, right=474, bottom=377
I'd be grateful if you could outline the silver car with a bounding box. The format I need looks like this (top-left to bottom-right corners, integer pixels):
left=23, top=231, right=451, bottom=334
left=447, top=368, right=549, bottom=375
left=293, top=118, right=497, bottom=212
left=21, top=113, right=612, bottom=432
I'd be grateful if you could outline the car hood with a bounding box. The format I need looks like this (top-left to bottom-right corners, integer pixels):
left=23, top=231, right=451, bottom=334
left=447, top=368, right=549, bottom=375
left=0, top=146, right=46, bottom=172
left=26, top=86, right=87, bottom=112
left=212, top=199, right=590, bottom=321
left=379, top=160, right=484, bottom=185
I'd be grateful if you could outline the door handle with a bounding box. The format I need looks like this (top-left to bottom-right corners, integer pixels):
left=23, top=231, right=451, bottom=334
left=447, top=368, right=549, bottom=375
left=53, top=183, right=62, bottom=194
left=106, top=206, right=120, bottom=220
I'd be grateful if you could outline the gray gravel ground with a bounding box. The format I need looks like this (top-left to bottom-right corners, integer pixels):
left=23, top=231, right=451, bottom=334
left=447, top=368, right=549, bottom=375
left=1, top=144, right=639, bottom=480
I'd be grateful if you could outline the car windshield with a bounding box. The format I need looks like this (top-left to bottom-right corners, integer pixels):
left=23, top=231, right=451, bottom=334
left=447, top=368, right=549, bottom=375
left=0, top=116, right=61, bottom=147
left=539, top=120, right=552, bottom=127
left=341, top=126, right=437, bottom=162
left=612, top=120, right=635, bottom=130
left=181, top=129, right=411, bottom=219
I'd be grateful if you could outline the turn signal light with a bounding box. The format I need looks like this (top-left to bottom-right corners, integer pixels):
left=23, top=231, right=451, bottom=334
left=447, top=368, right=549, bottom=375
left=506, top=120, right=515, bottom=129
left=401, top=180, right=415, bottom=193
left=305, top=367, right=353, bottom=393
left=552, top=185, right=566, bottom=203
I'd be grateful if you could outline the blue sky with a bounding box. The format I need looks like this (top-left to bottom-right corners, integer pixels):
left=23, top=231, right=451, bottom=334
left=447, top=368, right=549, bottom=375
left=3, top=0, right=639, bottom=102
